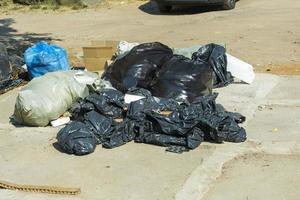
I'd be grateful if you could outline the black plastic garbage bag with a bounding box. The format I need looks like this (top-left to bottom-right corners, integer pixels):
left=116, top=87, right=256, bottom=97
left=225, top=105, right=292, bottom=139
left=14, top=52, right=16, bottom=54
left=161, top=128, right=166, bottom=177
left=126, top=87, right=153, bottom=99
left=126, top=94, right=162, bottom=119
left=13, top=0, right=51, bottom=5
left=126, top=87, right=183, bottom=111
left=84, top=110, right=113, bottom=143
left=130, top=92, right=246, bottom=153
left=151, top=55, right=213, bottom=102
left=0, top=79, right=24, bottom=95
left=70, top=89, right=125, bottom=121
left=0, top=43, right=11, bottom=81
left=86, top=89, right=125, bottom=118
left=68, top=90, right=135, bottom=150
left=57, top=121, right=98, bottom=156
left=130, top=98, right=206, bottom=152
left=101, top=120, right=136, bottom=149
left=187, top=94, right=246, bottom=143
left=15, top=0, right=63, bottom=5
left=58, top=87, right=247, bottom=155
left=102, top=42, right=173, bottom=92
left=217, top=115, right=246, bottom=142
left=69, top=99, right=95, bottom=121
left=134, top=116, right=205, bottom=153
left=0, top=43, right=27, bottom=95
left=192, top=43, right=233, bottom=88
left=9, top=55, right=24, bottom=71
left=208, top=104, right=246, bottom=143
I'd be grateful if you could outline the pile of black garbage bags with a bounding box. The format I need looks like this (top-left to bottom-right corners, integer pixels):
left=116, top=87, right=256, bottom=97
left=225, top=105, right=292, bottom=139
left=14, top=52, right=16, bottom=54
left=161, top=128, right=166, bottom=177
left=0, top=43, right=26, bottom=94
left=57, top=42, right=246, bottom=155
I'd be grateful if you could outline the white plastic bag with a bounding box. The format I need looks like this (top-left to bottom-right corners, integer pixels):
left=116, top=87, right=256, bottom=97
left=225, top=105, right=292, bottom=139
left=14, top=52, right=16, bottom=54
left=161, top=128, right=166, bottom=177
left=14, top=71, right=98, bottom=126
left=226, top=53, right=255, bottom=84
left=117, top=41, right=139, bottom=56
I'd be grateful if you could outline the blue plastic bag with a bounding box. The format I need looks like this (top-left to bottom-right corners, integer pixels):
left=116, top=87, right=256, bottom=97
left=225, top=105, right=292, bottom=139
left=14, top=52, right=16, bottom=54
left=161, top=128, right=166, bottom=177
left=24, top=41, right=69, bottom=79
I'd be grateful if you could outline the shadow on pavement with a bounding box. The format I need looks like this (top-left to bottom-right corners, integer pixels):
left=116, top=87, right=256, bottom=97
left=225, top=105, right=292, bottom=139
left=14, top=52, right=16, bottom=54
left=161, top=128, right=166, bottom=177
left=0, top=18, right=61, bottom=59
left=0, top=18, right=62, bottom=94
left=139, top=1, right=223, bottom=15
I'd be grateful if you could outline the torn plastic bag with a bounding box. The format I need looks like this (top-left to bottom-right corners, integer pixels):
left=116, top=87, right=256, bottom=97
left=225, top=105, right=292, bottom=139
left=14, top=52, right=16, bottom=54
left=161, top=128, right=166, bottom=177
left=133, top=108, right=206, bottom=151
left=102, top=42, right=173, bottom=92
left=70, top=89, right=125, bottom=121
left=130, top=98, right=206, bottom=151
left=84, top=110, right=113, bottom=143
left=188, top=94, right=246, bottom=143
left=13, top=71, right=98, bottom=127
left=132, top=93, right=246, bottom=152
left=24, top=41, right=69, bottom=79
left=57, top=121, right=98, bottom=156
left=0, top=43, right=11, bottom=81
left=192, top=43, right=233, bottom=88
left=59, top=111, right=135, bottom=155
left=86, top=89, right=124, bottom=117
left=126, top=95, right=162, bottom=120
left=82, top=110, right=135, bottom=149
left=134, top=127, right=205, bottom=152
left=69, top=100, right=95, bottom=122
left=208, top=104, right=246, bottom=143
left=101, top=120, right=136, bottom=149
left=151, top=55, right=213, bottom=102
left=216, top=114, right=246, bottom=142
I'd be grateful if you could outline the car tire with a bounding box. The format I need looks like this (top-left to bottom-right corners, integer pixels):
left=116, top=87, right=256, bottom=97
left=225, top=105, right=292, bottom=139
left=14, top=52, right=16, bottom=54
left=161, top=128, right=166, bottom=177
left=222, top=0, right=236, bottom=10
left=157, top=4, right=172, bottom=13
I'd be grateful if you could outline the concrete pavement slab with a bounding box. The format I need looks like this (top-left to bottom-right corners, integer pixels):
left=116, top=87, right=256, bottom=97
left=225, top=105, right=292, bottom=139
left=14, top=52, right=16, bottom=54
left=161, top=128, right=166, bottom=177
left=202, top=153, right=300, bottom=200
left=0, top=73, right=299, bottom=200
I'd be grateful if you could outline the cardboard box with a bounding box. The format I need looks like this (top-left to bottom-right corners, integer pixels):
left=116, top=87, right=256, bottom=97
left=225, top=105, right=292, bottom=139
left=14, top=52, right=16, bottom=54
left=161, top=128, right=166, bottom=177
left=83, top=40, right=119, bottom=72
left=91, top=40, right=119, bottom=52
left=82, top=46, right=114, bottom=58
left=83, top=57, right=111, bottom=71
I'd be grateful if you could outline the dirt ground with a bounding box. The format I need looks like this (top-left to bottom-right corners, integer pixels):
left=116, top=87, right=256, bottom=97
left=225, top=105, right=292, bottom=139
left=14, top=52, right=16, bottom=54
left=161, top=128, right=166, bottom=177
left=0, top=0, right=300, bottom=74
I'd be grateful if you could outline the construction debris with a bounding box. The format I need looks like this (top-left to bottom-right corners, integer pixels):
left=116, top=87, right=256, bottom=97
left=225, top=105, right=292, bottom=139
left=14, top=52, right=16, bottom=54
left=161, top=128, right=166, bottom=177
left=0, top=179, right=80, bottom=195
